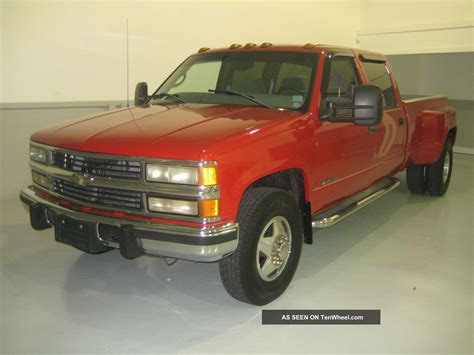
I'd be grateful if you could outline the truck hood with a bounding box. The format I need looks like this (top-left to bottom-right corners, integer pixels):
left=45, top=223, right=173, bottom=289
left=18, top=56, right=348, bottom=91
left=31, top=103, right=297, bottom=160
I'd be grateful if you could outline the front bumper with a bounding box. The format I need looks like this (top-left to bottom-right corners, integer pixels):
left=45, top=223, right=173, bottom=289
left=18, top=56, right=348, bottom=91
left=20, top=187, right=238, bottom=262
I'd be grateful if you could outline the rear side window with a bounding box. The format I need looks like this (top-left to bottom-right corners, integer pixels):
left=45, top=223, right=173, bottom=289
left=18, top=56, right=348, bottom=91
left=361, top=61, right=397, bottom=108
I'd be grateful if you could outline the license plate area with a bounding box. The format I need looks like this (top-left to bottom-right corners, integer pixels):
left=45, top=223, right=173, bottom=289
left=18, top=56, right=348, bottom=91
left=54, top=215, right=110, bottom=254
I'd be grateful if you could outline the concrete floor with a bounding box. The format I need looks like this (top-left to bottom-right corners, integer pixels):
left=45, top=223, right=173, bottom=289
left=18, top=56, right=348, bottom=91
left=1, top=153, right=472, bottom=354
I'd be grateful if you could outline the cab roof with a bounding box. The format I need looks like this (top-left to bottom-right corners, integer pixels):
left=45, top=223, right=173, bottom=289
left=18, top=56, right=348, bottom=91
left=195, top=43, right=386, bottom=61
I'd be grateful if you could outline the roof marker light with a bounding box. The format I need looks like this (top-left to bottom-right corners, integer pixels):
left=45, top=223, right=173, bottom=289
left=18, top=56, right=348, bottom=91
left=303, top=43, right=316, bottom=49
left=260, top=42, right=273, bottom=48
left=229, top=43, right=242, bottom=49
left=244, top=43, right=257, bottom=48
left=198, top=47, right=210, bottom=53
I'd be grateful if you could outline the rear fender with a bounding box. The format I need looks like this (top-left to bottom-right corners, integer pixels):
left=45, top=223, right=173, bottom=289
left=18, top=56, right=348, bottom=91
left=411, top=108, right=456, bottom=165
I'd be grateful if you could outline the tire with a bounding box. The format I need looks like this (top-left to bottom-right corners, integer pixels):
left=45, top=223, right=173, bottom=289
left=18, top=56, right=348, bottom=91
left=219, top=187, right=303, bottom=305
left=406, top=165, right=426, bottom=194
left=426, top=139, right=453, bottom=196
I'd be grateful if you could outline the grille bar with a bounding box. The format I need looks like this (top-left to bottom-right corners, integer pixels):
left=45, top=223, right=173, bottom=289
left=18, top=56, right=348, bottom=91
left=53, top=178, right=142, bottom=210
left=52, top=152, right=142, bottom=180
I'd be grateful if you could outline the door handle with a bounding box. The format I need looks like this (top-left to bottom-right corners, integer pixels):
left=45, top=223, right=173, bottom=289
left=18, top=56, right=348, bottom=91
left=398, top=116, right=404, bottom=125
left=368, top=126, right=376, bottom=135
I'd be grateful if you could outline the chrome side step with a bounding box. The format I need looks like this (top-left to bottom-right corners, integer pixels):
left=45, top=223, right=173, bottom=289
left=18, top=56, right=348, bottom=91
left=312, top=177, right=400, bottom=229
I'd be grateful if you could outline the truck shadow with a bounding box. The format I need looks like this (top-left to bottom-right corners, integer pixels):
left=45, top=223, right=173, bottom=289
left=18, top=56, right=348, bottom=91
left=59, top=174, right=437, bottom=309
left=60, top=174, right=439, bottom=303
left=295, top=174, right=406, bottom=279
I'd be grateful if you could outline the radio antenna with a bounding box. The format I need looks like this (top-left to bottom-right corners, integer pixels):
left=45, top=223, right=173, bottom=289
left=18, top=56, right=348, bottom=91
left=126, top=19, right=130, bottom=108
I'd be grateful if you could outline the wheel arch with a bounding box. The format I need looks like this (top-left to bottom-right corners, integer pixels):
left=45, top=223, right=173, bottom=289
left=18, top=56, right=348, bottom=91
left=238, top=168, right=313, bottom=244
left=447, top=127, right=457, bottom=145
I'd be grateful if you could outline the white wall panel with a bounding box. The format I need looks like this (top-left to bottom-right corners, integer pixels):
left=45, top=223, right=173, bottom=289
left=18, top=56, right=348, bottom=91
left=359, top=0, right=473, bottom=54
left=1, top=0, right=361, bottom=103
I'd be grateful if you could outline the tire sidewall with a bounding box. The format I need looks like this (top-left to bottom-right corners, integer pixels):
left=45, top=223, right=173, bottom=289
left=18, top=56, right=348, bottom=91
left=443, top=141, right=453, bottom=191
left=240, top=191, right=302, bottom=304
left=436, top=140, right=453, bottom=195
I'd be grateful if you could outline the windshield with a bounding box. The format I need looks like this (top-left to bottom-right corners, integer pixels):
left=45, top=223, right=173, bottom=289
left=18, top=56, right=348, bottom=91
left=150, top=51, right=318, bottom=111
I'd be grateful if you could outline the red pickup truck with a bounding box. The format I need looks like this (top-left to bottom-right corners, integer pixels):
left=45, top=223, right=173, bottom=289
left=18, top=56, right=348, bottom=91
left=21, top=43, right=457, bottom=305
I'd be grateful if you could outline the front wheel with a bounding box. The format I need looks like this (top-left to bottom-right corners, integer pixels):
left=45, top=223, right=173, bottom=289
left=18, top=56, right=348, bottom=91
left=219, top=187, right=302, bottom=305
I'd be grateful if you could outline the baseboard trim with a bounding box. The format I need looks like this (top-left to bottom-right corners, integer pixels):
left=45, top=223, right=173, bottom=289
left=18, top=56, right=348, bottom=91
left=454, top=146, right=474, bottom=155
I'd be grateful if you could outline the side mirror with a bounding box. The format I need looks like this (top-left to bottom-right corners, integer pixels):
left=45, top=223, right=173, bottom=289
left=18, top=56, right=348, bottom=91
left=134, top=82, right=148, bottom=106
left=322, top=84, right=382, bottom=126
left=352, top=85, right=382, bottom=126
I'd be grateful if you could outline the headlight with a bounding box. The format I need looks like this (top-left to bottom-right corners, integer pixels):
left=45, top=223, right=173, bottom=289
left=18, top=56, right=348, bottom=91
left=32, top=171, right=51, bottom=189
left=148, top=197, right=198, bottom=216
left=30, top=145, right=49, bottom=164
left=146, top=164, right=198, bottom=185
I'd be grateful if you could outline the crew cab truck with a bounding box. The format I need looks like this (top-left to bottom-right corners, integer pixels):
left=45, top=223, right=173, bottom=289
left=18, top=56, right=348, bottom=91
left=20, top=43, right=457, bottom=305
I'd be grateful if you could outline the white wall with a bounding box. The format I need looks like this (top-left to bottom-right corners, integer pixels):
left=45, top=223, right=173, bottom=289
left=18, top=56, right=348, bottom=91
left=1, top=0, right=361, bottom=103
left=2, top=0, right=473, bottom=103
left=358, top=0, right=474, bottom=55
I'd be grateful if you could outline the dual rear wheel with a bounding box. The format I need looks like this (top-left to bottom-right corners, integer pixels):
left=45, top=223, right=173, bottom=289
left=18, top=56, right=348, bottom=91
left=406, top=140, right=453, bottom=196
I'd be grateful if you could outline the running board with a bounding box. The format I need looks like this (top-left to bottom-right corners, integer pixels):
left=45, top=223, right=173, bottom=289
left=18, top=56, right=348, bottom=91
left=312, top=177, right=400, bottom=229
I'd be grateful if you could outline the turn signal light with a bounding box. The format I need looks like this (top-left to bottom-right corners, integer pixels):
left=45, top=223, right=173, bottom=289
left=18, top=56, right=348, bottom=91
left=201, top=166, right=218, bottom=186
left=200, top=199, right=219, bottom=218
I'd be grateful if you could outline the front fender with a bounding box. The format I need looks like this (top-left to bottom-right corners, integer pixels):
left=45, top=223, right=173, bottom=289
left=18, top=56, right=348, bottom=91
left=202, top=115, right=316, bottom=223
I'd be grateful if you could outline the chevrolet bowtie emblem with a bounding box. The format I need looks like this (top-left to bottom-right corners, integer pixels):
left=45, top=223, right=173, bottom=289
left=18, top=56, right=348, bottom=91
left=71, top=173, right=94, bottom=187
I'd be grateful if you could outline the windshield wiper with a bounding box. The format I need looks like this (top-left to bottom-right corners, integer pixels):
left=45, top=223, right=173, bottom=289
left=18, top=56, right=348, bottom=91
left=150, top=93, right=185, bottom=104
left=208, top=89, right=273, bottom=109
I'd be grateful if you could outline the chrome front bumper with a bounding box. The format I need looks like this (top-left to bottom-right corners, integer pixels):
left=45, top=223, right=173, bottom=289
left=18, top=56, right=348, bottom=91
left=20, top=187, right=238, bottom=262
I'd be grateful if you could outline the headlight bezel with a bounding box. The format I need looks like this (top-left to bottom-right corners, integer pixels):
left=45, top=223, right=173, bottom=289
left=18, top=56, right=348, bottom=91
left=147, top=196, right=199, bottom=216
left=145, top=164, right=199, bottom=185
left=145, top=162, right=218, bottom=187
left=30, top=145, right=50, bottom=165
left=31, top=170, right=52, bottom=190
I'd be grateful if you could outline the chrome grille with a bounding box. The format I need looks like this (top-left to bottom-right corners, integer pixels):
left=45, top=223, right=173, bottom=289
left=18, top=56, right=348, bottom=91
left=52, top=152, right=141, bottom=180
left=52, top=178, right=142, bottom=210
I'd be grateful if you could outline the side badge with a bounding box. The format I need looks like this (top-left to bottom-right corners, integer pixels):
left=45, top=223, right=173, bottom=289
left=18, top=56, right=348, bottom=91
left=320, top=176, right=337, bottom=186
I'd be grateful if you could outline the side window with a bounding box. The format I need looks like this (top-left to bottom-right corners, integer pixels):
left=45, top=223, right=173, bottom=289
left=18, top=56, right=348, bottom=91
left=169, top=61, right=220, bottom=94
left=361, top=61, right=397, bottom=108
left=324, top=57, right=360, bottom=99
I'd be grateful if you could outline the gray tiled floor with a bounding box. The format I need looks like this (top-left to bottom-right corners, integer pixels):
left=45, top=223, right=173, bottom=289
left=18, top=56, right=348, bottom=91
left=1, top=154, right=472, bottom=354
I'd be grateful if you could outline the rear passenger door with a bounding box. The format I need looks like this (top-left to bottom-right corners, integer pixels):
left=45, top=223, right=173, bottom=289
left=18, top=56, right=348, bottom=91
left=359, top=58, right=406, bottom=177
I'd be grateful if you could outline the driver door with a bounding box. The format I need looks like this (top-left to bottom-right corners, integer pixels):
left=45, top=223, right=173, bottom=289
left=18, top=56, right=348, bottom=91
left=313, top=54, right=377, bottom=212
